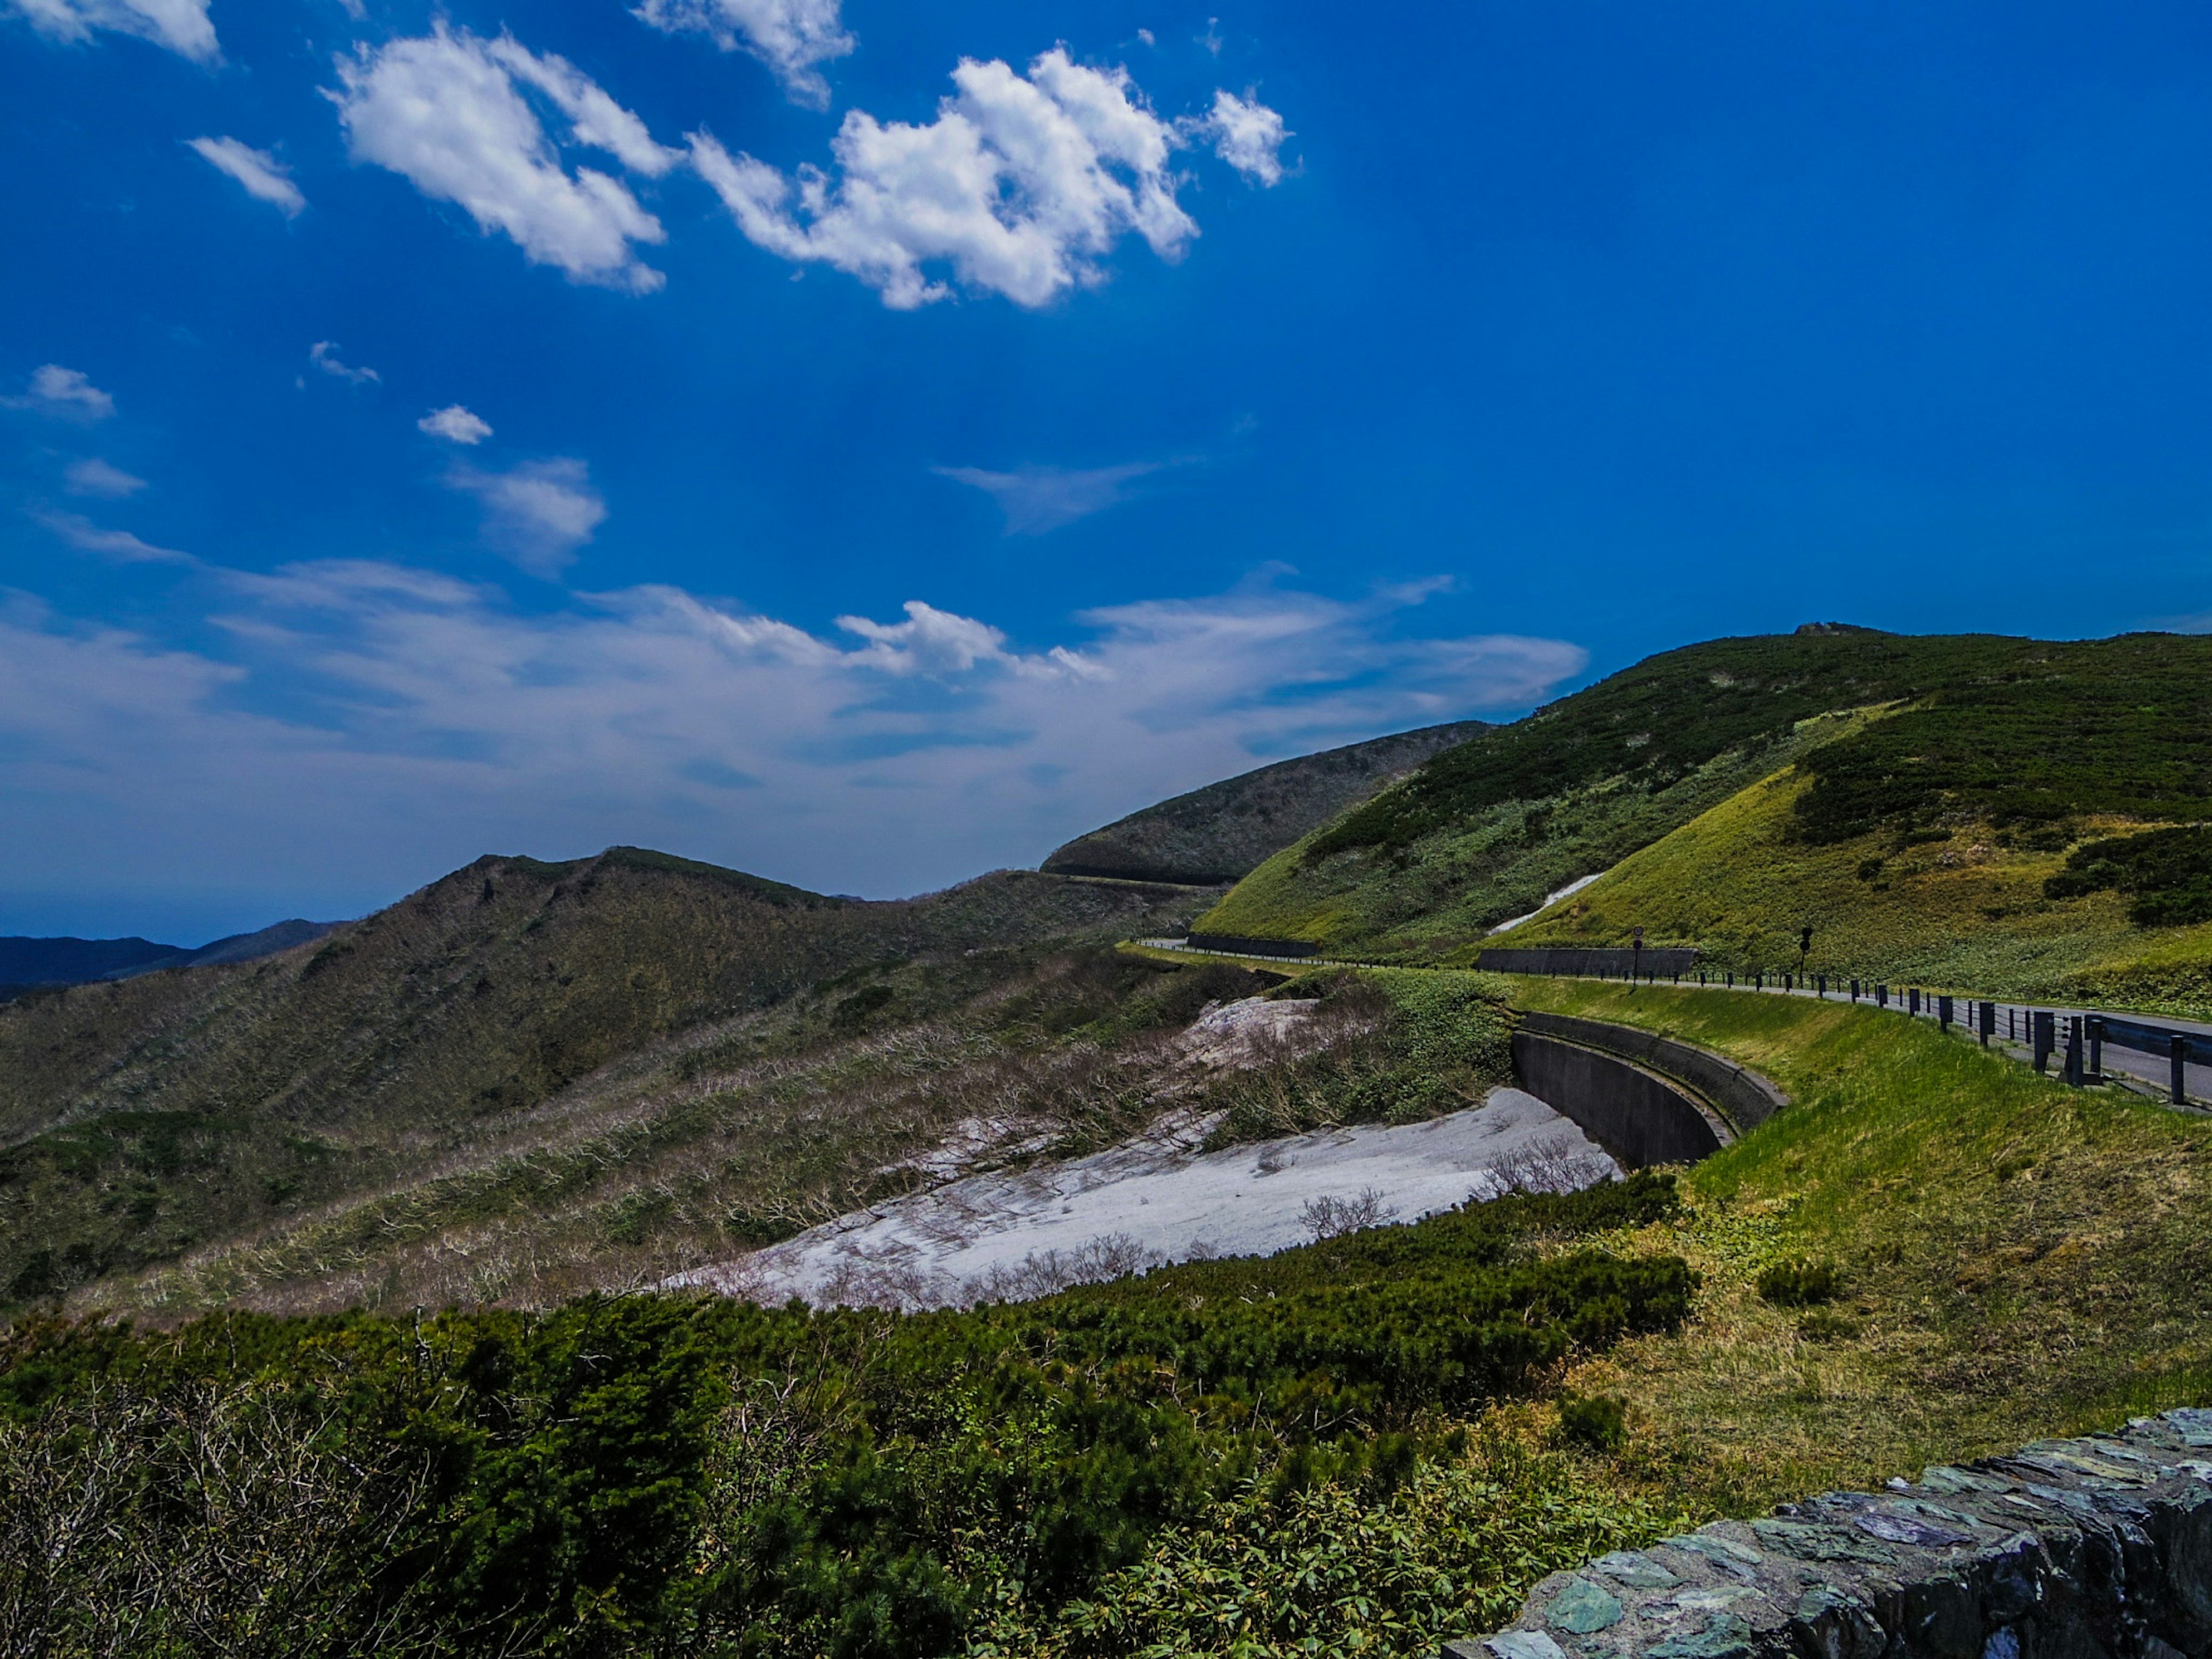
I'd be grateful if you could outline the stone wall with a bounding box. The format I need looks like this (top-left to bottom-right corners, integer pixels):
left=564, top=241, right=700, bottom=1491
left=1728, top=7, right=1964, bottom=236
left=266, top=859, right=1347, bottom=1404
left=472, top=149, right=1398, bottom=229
left=1446, top=1410, right=2212, bottom=1659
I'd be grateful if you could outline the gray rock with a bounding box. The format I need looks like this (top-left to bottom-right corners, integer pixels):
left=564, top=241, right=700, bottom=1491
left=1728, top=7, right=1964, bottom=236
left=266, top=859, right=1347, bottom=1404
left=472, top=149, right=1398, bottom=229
left=1547, top=1577, right=1627, bottom=1634
left=1442, top=1411, right=2212, bottom=1659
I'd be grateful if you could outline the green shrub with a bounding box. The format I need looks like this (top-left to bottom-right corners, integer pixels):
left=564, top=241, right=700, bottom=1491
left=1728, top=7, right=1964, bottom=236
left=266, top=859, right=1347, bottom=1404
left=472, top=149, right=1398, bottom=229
left=2045, top=825, right=2212, bottom=928
left=1756, top=1257, right=1844, bottom=1307
left=1555, top=1392, right=1628, bottom=1452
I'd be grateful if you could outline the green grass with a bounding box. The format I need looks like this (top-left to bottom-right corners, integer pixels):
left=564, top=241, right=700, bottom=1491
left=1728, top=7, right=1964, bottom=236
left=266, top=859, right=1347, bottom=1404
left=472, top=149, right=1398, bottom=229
left=1508, top=979, right=2212, bottom=1511
left=1497, top=760, right=2212, bottom=1018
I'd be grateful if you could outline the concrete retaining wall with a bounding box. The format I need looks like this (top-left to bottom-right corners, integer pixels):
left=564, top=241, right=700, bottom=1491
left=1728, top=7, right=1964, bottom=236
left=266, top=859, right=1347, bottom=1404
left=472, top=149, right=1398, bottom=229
left=1478, top=948, right=1702, bottom=977
left=1445, top=1410, right=2212, bottom=1659
left=1511, top=1032, right=1733, bottom=1168
left=1519, top=1013, right=1786, bottom=1136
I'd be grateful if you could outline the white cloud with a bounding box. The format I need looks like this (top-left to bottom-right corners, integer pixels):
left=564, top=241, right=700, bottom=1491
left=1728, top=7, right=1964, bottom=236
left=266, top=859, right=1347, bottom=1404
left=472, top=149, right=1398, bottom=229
left=448, top=457, right=607, bottom=577
left=692, top=48, right=1284, bottom=308
left=0, top=562, right=1584, bottom=914
left=419, top=404, right=493, bottom=444
left=187, top=137, right=307, bottom=216
left=33, top=508, right=194, bottom=565
left=309, top=340, right=379, bottom=385
left=1201, top=89, right=1289, bottom=186
left=3, top=364, right=115, bottom=419
left=63, top=457, right=147, bottom=497
left=633, top=0, right=853, bottom=109
left=331, top=26, right=676, bottom=294
left=935, top=460, right=1169, bottom=534
left=9, top=0, right=216, bottom=62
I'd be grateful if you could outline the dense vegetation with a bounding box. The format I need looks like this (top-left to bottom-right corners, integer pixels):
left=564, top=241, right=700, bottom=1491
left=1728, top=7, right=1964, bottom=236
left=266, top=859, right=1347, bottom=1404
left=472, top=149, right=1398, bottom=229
left=2046, top=825, right=2212, bottom=928
left=1042, top=721, right=1486, bottom=885
left=0, top=1174, right=1687, bottom=1658
left=1790, top=634, right=2212, bottom=843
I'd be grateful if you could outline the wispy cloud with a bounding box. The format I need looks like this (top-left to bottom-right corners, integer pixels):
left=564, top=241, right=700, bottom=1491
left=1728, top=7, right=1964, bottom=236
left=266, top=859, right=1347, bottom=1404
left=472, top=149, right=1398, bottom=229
left=691, top=49, right=1288, bottom=308
left=3, top=364, right=115, bottom=419
left=10, top=0, right=217, bottom=61
left=446, top=457, right=607, bottom=577
left=632, top=0, right=853, bottom=109
left=418, top=404, right=493, bottom=444
left=934, top=460, right=1176, bottom=534
left=331, top=25, right=677, bottom=294
left=63, top=457, right=147, bottom=497
left=33, top=508, right=195, bottom=565
left=0, top=562, right=1584, bottom=909
left=309, top=341, right=379, bottom=385
left=187, top=137, right=306, bottom=216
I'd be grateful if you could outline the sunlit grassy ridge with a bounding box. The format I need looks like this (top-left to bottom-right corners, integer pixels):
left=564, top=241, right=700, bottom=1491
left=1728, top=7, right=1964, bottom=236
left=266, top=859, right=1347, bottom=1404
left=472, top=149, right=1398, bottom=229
left=1502, top=760, right=2212, bottom=1017
left=1196, top=629, right=2212, bottom=990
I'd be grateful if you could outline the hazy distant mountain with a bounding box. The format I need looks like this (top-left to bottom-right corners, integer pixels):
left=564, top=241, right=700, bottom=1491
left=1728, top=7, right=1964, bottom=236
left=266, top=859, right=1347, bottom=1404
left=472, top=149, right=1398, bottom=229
left=1040, top=721, right=1492, bottom=886
left=0, top=918, right=342, bottom=1001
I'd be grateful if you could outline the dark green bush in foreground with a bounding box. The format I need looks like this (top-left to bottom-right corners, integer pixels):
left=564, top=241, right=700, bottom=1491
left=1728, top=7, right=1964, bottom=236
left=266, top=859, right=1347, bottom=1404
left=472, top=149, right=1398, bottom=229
left=1756, top=1257, right=1843, bottom=1308
left=0, top=1173, right=1685, bottom=1659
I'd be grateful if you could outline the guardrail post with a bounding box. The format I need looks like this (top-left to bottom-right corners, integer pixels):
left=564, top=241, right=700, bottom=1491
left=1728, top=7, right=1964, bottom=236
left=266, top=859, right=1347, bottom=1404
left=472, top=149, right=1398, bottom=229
left=1876, top=984, right=1887, bottom=1007
left=2033, top=1011, right=2054, bottom=1073
left=1908, top=988, right=1919, bottom=1016
left=2175, top=1035, right=2189, bottom=1106
left=1980, top=999, right=1994, bottom=1048
left=1850, top=978, right=1859, bottom=1002
left=2086, top=1016, right=2102, bottom=1080
left=1755, top=969, right=1763, bottom=990
left=1939, top=994, right=1953, bottom=1032
left=2065, top=1016, right=2083, bottom=1085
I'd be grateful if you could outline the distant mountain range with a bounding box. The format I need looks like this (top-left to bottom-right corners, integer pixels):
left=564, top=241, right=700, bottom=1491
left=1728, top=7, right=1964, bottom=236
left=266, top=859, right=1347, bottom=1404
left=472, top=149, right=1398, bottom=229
left=0, top=918, right=341, bottom=1001
left=1040, top=720, right=1490, bottom=885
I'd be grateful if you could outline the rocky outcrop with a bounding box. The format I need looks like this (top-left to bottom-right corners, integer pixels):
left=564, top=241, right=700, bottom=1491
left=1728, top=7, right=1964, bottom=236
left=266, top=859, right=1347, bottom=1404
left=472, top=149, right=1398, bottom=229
left=1448, top=1410, right=2212, bottom=1659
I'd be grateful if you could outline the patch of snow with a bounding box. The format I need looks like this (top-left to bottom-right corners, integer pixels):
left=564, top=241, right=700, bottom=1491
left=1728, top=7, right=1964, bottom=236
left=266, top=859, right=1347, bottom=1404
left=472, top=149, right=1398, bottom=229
left=1487, top=871, right=1607, bottom=935
left=669, top=1087, right=1619, bottom=1310
left=1175, top=995, right=1343, bottom=1069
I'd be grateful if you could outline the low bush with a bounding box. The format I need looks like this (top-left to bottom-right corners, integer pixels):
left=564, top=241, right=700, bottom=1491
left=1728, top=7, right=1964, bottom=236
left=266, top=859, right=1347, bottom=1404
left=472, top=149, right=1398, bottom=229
left=1555, top=1392, right=1628, bottom=1452
left=1755, top=1257, right=1843, bottom=1307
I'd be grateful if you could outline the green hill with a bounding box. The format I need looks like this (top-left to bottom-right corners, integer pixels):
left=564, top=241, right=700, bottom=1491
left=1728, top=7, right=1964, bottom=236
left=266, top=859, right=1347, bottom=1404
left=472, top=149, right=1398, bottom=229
left=1041, top=720, right=1488, bottom=884
left=0, top=847, right=1200, bottom=1307
left=1196, top=628, right=2212, bottom=1005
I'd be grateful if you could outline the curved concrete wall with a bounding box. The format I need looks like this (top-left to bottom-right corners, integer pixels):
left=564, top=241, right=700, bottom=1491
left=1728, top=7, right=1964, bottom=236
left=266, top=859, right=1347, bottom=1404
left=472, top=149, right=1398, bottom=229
left=1518, top=1012, right=1785, bottom=1135
left=1510, top=1032, right=1731, bottom=1169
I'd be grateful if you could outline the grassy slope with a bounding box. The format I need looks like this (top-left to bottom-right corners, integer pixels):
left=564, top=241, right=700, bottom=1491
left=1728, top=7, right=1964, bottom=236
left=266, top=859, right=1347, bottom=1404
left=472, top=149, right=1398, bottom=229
left=1503, top=756, right=2212, bottom=1016
left=1513, top=980, right=2212, bottom=1513
left=1196, top=629, right=2212, bottom=971
left=0, top=850, right=1200, bottom=1308
left=1041, top=720, right=1487, bottom=885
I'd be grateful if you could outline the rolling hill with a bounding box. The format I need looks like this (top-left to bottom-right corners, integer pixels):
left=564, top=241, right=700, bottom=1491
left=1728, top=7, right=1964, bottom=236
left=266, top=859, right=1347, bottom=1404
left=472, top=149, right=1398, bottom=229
left=0, top=918, right=341, bottom=1003
left=0, top=846, right=1203, bottom=1306
left=1041, top=719, right=1489, bottom=884
left=1195, top=626, right=2212, bottom=1012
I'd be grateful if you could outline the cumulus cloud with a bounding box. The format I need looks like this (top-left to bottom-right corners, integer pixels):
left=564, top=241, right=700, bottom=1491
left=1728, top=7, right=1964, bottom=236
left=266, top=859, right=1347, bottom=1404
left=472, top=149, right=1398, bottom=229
left=3, top=364, right=115, bottom=419
left=691, top=48, right=1285, bottom=308
left=331, top=26, right=677, bottom=294
left=0, top=562, right=1584, bottom=914
left=1200, top=89, right=1289, bottom=185
left=419, top=404, right=493, bottom=444
left=187, top=137, right=306, bottom=216
left=33, top=508, right=194, bottom=565
left=935, top=460, right=1170, bottom=534
left=9, top=0, right=216, bottom=61
left=448, top=457, right=607, bottom=576
left=633, top=0, right=852, bottom=109
left=63, top=457, right=147, bottom=497
left=309, top=340, right=379, bottom=385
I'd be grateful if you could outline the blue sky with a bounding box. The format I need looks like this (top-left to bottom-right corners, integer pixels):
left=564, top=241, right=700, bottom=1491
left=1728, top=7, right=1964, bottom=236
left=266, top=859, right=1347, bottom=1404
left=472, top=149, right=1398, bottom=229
left=3, top=0, right=2210, bottom=941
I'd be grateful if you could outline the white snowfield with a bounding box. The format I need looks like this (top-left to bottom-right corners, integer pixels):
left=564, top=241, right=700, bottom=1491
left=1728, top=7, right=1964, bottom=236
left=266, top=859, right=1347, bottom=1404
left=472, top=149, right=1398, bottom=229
left=668, top=1084, right=1619, bottom=1312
